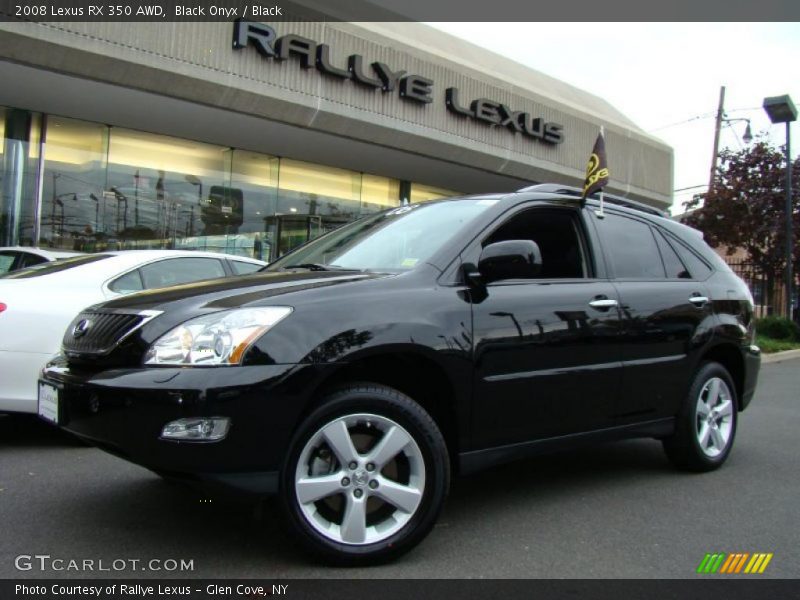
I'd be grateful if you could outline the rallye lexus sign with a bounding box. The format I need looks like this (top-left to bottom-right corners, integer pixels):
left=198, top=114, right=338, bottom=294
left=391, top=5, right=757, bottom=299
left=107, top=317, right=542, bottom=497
left=233, top=21, right=564, bottom=145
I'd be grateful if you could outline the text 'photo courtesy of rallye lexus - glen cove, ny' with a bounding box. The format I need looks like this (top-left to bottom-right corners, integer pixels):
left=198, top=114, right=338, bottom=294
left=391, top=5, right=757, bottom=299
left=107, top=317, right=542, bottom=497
left=36, top=121, right=761, bottom=564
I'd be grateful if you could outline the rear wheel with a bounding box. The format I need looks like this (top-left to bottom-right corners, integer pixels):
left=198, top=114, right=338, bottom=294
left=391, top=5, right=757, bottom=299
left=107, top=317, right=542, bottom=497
left=280, top=383, right=449, bottom=565
left=663, top=362, right=737, bottom=471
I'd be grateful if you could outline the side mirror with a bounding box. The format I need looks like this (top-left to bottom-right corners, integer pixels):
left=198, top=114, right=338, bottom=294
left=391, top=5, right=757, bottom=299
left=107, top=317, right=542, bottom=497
left=477, top=240, right=542, bottom=283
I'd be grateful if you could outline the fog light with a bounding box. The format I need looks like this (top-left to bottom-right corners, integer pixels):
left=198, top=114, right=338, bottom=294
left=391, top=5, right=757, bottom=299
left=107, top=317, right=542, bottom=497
left=161, top=417, right=230, bottom=441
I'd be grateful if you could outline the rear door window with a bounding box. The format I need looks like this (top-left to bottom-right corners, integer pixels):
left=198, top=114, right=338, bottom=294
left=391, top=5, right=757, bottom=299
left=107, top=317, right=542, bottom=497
left=596, top=213, right=665, bottom=279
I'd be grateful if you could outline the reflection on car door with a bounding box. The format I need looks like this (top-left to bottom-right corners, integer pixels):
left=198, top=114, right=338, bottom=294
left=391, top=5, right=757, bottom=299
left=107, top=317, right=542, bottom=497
left=592, top=211, right=714, bottom=423
left=469, top=207, right=624, bottom=448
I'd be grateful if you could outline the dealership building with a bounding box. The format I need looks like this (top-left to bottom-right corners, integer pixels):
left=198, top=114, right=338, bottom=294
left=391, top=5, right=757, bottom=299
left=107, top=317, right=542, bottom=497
left=0, top=19, right=673, bottom=261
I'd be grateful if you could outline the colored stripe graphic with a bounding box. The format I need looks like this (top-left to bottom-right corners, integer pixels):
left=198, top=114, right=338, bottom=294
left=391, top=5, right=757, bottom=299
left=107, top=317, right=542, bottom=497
left=697, top=554, right=712, bottom=574
left=734, top=553, right=750, bottom=573
left=758, top=554, right=773, bottom=573
left=698, top=552, right=772, bottom=574
left=720, top=554, right=736, bottom=573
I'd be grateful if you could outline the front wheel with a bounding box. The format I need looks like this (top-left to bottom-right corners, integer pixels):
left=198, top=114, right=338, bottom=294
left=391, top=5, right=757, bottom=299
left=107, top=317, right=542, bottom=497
left=280, top=384, right=450, bottom=565
left=663, top=362, right=738, bottom=472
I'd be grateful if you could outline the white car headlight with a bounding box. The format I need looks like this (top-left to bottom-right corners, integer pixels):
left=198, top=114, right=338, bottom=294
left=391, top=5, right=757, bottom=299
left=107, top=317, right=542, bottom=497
left=143, top=307, right=292, bottom=366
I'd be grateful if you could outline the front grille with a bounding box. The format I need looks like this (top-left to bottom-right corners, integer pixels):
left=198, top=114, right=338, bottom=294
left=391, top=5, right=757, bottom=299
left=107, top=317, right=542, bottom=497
left=62, top=311, right=147, bottom=356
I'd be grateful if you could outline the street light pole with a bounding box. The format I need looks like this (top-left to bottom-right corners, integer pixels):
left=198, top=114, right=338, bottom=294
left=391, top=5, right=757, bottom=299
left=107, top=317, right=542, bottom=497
left=785, top=120, right=793, bottom=319
left=763, top=95, right=797, bottom=320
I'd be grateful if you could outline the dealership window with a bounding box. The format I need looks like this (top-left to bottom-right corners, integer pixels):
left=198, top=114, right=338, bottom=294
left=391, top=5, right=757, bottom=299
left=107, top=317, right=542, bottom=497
left=272, top=159, right=362, bottom=258
left=360, top=174, right=400, bottom=214
left=410, top=183, right=457, bottom=203
left=0, top=108, right=42, bottom=247
left=227, top=150, right=279, bottom=261
left=39, top=116, right=109, bottom=251
left=105, top=128, right=230, bottom=252
left=4, top=107, right=457, bottom=260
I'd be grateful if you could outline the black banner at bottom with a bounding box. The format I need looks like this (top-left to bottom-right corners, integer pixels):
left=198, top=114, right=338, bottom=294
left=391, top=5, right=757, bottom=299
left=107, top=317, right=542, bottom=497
left=3, top=579, right=799, bottom=600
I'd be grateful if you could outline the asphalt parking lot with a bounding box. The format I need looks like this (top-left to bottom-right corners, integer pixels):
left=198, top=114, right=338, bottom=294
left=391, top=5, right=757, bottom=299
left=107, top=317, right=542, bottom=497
left=1, top=361, right=797, bottom=579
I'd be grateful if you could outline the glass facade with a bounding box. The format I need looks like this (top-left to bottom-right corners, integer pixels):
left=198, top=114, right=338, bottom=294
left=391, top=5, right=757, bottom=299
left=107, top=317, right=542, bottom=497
left=0, top=107, right=458, bottom=261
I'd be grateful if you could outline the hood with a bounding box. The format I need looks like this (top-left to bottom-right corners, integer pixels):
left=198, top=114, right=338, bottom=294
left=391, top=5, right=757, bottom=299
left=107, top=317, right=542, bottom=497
left=95, top=269, right=390, bottom=314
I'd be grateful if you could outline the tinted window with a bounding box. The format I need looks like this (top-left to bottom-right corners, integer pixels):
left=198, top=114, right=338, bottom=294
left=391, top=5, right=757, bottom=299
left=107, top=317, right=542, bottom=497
left=139, top=258, right=226, bottom=289
left=20, top=253, right=48, bottom=268
left=654, top=230, right=691, bottom=279
left=0, top=254, right=110, bottom=279
left=109, top=269, right=144, bottom=293
left=0, top=252, right=17, bottom=273
left=668, top=235, right=713, bottom=280
left=598, top=214, right=665, bottom=279
left=484, top=208, right=588, bottom=279
left=231, top=260, right=263, bottom=275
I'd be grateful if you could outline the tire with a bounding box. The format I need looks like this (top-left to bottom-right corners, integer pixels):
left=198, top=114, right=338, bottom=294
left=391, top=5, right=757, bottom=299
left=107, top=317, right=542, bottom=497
left=663, top=362, right=738, bottom=472
left=280, top=383, right=450, bottom=566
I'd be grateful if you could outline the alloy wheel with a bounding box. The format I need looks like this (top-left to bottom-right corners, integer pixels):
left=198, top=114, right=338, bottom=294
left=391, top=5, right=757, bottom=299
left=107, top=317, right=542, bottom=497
left=695, top=377, right=734, bottom=458
left=294, top=413, right=426, bottom=545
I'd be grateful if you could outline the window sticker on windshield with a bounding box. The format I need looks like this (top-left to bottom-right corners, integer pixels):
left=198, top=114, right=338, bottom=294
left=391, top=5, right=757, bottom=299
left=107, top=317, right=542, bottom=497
left=401, top=258, right=419, bottom=268
left=477, top=199, right=499, bottom=206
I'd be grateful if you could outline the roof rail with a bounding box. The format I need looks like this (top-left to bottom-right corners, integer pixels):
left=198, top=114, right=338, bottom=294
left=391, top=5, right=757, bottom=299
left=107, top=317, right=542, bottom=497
left=516, top=183, right=668, bottom=217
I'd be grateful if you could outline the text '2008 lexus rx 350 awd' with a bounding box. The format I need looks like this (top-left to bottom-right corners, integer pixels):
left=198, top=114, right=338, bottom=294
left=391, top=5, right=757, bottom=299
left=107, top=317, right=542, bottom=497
left=39, top=184, right=760, bottom=565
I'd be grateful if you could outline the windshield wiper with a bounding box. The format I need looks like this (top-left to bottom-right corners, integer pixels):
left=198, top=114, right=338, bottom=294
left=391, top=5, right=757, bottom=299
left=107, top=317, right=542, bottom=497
left=280, top=263, right=349, bottom=271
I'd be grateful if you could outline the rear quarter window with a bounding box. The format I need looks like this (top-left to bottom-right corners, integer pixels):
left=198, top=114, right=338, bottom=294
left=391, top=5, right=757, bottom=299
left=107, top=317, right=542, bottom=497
left=231, top=260, right=263, bottom=275
left=665, top=233, right=714, bottom=280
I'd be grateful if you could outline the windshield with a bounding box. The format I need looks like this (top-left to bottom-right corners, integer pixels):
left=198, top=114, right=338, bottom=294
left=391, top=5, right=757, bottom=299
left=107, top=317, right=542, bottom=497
left=0, top=254, right=110, bottom=279
left=268, top=199, right=497, bottom=272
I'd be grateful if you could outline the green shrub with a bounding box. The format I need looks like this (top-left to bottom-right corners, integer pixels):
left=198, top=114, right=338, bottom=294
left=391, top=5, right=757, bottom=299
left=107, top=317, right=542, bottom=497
left=756, top=316, right=800, bottom=341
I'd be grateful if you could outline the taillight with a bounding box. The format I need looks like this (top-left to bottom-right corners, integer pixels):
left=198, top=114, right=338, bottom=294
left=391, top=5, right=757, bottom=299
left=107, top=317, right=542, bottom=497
left=0, top=303, right=6, bottom=313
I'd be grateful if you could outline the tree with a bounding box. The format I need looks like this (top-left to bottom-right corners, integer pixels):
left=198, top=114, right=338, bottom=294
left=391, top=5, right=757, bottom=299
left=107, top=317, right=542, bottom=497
left=682, top=140, right=800, bottom=304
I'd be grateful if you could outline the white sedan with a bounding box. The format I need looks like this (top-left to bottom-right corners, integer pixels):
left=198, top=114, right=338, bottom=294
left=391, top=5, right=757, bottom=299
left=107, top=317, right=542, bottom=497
left=0, top=250, right=266, bottom=414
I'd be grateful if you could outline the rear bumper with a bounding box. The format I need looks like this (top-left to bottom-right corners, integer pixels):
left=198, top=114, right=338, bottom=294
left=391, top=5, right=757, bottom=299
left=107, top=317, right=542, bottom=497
left=40, top=357, right=336, bottom=494
left=0, top=349, right=54, bottom=413
left=740, top=344, right=761, bottom=411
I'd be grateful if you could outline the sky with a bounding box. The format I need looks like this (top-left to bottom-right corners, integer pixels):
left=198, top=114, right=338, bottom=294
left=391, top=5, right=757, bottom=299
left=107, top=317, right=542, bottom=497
left=427, top=22, right=800, bottom=215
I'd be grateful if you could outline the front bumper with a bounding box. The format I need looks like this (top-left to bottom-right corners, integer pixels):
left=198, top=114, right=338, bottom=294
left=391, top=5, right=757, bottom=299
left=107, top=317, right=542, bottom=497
left=41, top=358, right=332, bottom=494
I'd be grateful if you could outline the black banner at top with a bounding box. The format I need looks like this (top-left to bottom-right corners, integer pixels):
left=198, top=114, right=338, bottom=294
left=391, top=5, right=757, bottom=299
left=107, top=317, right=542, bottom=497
left=0, top=0, right=798, bottom=22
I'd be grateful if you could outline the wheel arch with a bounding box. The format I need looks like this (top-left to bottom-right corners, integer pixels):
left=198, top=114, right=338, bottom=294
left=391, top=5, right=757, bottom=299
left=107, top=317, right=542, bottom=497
left=699, top=343, right=745, bottom=410
left=302, top=349, right=463, bottom=472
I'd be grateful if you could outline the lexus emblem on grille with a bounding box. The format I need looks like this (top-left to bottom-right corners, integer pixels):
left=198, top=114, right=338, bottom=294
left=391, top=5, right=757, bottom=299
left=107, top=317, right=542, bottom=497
left=72, top=319, right=92, bottom=338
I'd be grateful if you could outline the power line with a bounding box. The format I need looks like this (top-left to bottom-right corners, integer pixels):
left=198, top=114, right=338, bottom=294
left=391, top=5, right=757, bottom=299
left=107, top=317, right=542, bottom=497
left=649, top=106, right=761, bottom=133
left=674, top=184, right=707, bottom=193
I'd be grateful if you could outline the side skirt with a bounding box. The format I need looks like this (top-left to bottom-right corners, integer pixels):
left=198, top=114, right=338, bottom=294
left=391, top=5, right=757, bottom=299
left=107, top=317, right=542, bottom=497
left=458, top=418, right=675, bottom=475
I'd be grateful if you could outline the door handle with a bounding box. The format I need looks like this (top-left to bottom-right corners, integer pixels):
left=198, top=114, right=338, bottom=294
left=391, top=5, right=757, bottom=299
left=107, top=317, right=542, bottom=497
left=689, top=295, right=709, bottom=307
left=589, top=298, right=619, bottom=309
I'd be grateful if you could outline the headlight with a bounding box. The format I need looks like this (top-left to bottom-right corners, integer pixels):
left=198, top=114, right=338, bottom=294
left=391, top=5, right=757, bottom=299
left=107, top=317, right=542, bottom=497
left=143, top=307, right=292, bottom=366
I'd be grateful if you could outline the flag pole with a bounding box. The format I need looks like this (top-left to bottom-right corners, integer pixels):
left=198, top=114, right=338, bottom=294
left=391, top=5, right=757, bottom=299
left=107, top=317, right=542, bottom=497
left=596, top=126, right=605, bottom=218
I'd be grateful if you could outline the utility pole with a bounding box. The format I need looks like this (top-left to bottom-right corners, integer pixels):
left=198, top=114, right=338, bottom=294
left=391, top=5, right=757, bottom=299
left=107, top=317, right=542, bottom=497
left=708, top=86, right=726, bottom=196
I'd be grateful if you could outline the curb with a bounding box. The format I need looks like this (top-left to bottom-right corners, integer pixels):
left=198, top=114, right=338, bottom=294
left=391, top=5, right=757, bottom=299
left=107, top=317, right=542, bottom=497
left=761, top=349, right=800, bottom=364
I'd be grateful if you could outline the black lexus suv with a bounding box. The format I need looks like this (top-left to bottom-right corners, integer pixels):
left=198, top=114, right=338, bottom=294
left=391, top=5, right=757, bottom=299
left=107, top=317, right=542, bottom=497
left=40, top=184, right=760, bottom=564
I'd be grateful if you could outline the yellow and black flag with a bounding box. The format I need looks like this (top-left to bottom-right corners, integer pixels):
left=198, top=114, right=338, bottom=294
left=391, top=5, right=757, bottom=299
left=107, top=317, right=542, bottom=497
left=581, top=130, right=610, bottom=204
